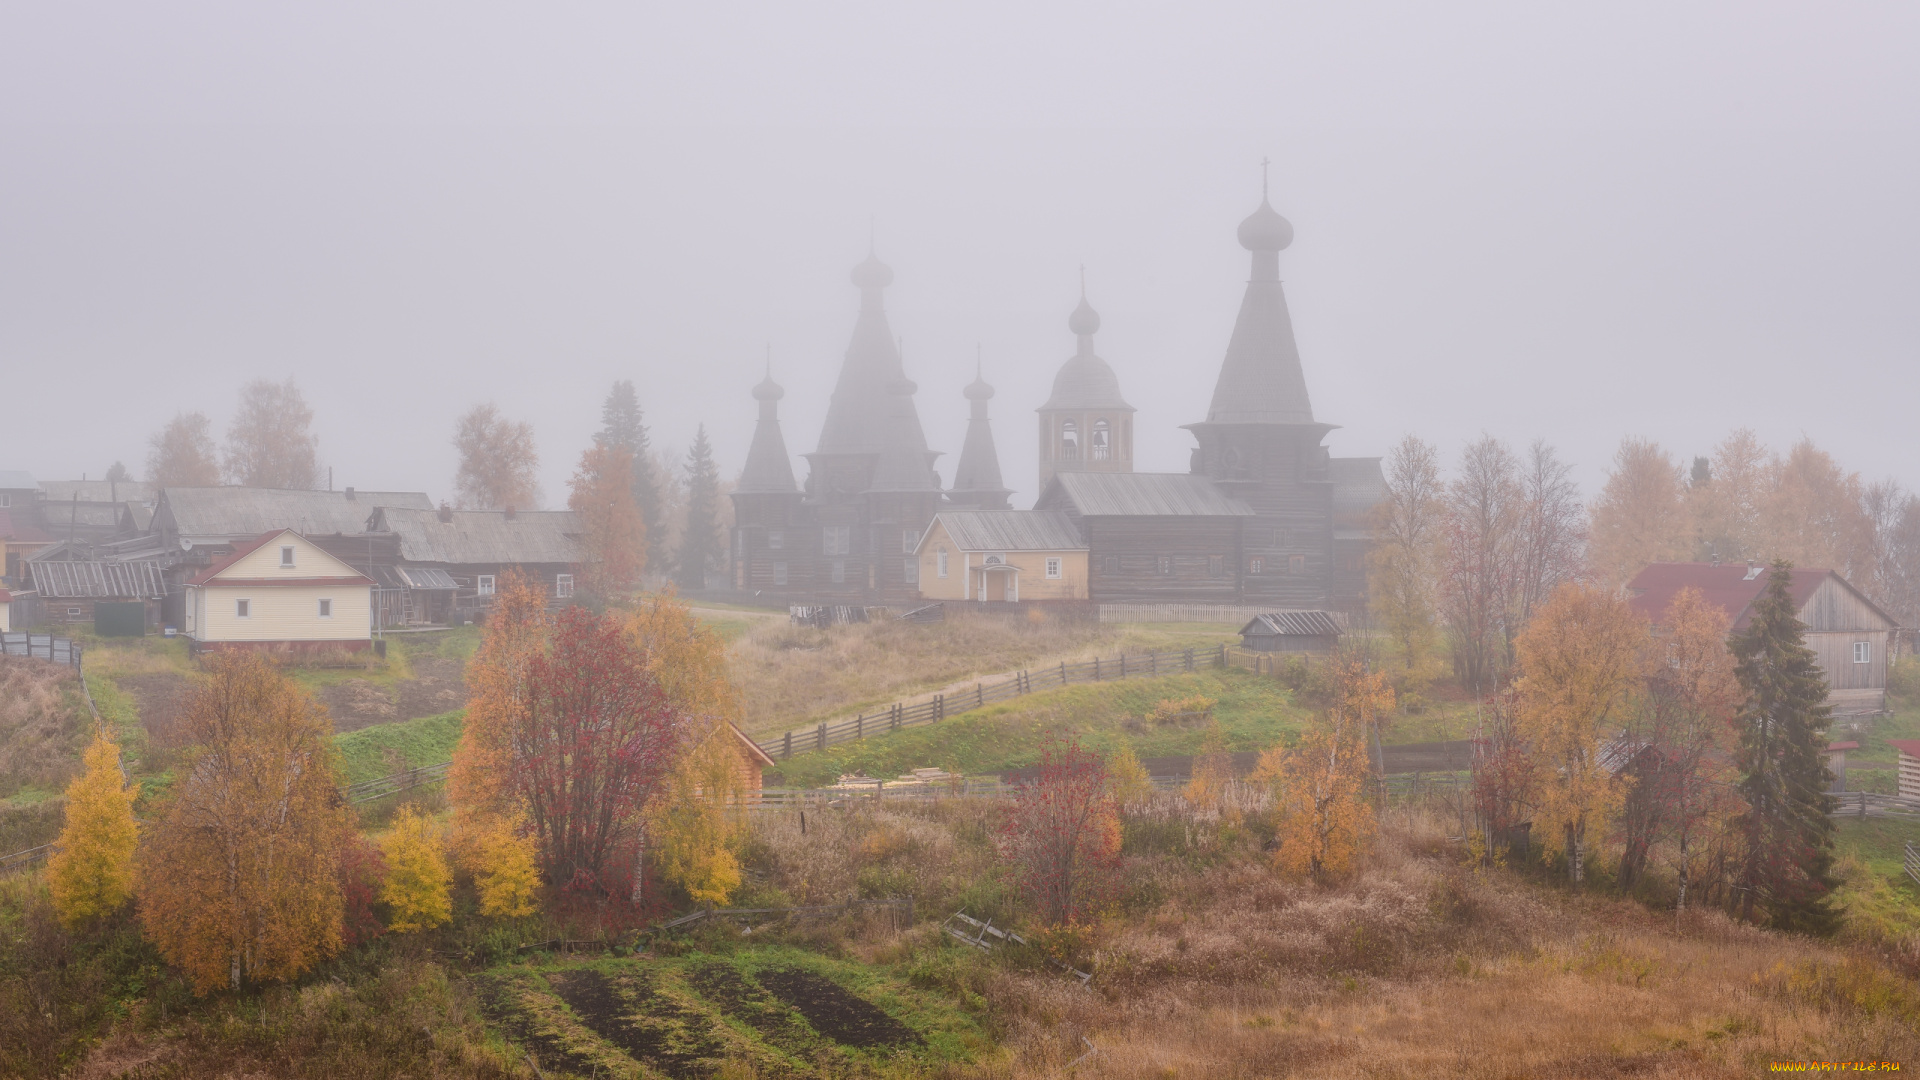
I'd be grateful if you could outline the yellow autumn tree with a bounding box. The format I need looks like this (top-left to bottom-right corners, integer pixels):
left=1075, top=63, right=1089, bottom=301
left=1107, top=741, right=1153, bottom=808
left=47, top=733, right=139, bottom=927
left=137, top=652, right=352, bottom=994
left=624, top=591, right=741, bottom=723
left=1264, top=656, right=1393, bottom=880
left=380, top=804, right=452, bottom=933
left=1514, top=583, right=1650, bottom=884
left=1184, top=722, right=1233, bottom=811
left=648, top=719, right=747, bottom=905
left=468, top=813, right=541, bottom=918
left=450, top=569, right=549, bottom=844
left=1587, top=437, right=1689, bottom=588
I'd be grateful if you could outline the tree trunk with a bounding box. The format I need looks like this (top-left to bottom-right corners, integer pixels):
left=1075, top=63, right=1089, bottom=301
left=1567, top=821, right=1585, bottom=885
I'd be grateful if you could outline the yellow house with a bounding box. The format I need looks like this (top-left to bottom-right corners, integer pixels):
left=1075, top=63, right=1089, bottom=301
left=183, top=529, right=374, bottom=653
left=914, top=511, right=1088, bottom=602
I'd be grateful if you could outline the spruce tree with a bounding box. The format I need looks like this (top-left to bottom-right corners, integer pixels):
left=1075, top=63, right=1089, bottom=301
left=1729, top=561, right=1839, bottom=933
left=676, top=425, right=723, bottom=591
left=597, top=380, right=668, bottom=575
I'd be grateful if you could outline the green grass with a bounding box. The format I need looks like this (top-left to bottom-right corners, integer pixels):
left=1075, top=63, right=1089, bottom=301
left=332, top=708, right=465, bottom=785
left=1833, top=815, right=1920, bottom=944
left=765, top=667, right=1306, bottom=787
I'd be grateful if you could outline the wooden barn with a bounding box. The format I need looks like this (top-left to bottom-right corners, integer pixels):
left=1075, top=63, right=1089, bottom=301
left=1238, top=609, right=1346, bottom=653
left=368, top=505, right=583, bottom=620
left=23, top=557, right=167, bottom=633
left=1626, top=562, right=1902, bottom=716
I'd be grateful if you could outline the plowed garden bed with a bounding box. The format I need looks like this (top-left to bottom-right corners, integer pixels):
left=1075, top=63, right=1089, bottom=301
left=475, top=947, right=983, bottom=1078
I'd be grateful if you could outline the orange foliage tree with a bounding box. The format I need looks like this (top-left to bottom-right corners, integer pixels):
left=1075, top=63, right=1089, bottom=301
left=47, top=733, right=139, bottom=927
left=1263, top=655, right=1393, bottom=880
left=450, top=570, right=549, bottom=836
left=1587, top=437, right=1688, bottom=589
left=1638, top=586, right=1743, bottom=907
left=1514, top=583, right=1650, bottom=885
left=569, top=441, right=647, bottom=601
left=137, top=652, right=351, bottom=994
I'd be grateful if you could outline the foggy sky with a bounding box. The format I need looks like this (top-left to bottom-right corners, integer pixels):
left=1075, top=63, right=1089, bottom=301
left=4, top=3, right=1917, bottom=508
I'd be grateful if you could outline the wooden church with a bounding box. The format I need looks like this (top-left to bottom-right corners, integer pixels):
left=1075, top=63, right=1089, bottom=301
left=728, top=179, right=1383, bottom=612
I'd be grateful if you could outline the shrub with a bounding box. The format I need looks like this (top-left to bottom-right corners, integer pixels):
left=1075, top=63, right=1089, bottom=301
left=380, top=805, right=452, bottom=934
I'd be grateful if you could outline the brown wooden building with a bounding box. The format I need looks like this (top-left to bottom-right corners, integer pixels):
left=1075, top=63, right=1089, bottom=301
left=1626, top=562, right=1901, bottom=716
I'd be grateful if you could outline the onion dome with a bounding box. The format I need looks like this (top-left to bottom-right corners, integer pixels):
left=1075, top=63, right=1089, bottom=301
left=964, top=365, right=995, bottom=402
left=1237, top=197, right=1293, bottom=252
left=1068, top=294, right=1101, bottom=336
left=752, top=367, right=785, bottom=402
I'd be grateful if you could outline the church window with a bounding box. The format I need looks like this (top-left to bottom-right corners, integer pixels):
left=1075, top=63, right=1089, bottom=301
left=904, top=558, right=919, bottom=585
left=1091, top=419, right=1110, bottom=461
left=1061, top=419, right=1079, bottom=461
left=1248, top=557, right=1263, bottom=575
left=1157, top=556, right=1174, bottom=576
left=903, top=528, right=919, bottom=553
left=822, top=525, right=851, bottom=556
left=768, top=528, right=784, bottom=550
left=1102, top=554, right=1120, bottom=574
left=937, top=549, right=949, bottom=578
left=830, top=559, right=846, bottom=583
left=1289, top=554, right=1306, bottom=575
left=772, top=561, right=788, bottom=586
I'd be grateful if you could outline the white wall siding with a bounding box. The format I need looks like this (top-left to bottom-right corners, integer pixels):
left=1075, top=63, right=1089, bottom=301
left=191, top=585, right=370, bottom=643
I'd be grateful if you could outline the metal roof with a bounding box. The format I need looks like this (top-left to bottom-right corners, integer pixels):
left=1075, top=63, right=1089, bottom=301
left=40, top=480, right=160, bottom=503
left=372, top=507, right=583, bottom=566
left=927, top=511, right=1085, bottom=553
left=160, top=486, right=432, bottom=543
left=1044, top=472, right=1255, bottom=518
left=27, top=560, right=168, bottom=599
left=395, top=565, right=459, bottom=589
left=1239, top=610, right=1347, bottom=637
left=1625, top=563, right=1899, bottom=632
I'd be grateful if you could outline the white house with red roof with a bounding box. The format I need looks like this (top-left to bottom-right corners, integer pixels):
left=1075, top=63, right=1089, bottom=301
left=182, top=529, right=374, bottom=652
left=1626, top=562, right=1901, bottom=716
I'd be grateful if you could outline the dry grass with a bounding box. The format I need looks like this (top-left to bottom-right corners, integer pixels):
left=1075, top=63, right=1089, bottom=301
left=729, top=612, right=1237, bottom=737
left=968, top=818, right=1920, bottom=1079
left=0, top=656, right=91, bottom=799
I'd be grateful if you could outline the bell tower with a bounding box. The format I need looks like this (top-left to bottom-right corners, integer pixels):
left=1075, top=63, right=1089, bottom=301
left=1036, top=276, right=1134, bottom=493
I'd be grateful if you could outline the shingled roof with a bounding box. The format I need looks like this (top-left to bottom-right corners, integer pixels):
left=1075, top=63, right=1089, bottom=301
left=811, top=252, right=941, bottom=492
left=371, top=507, right=582, bottom=566
left=1200, top=189, right=1315, bottom=425
left=159, top=486, right=432, bottom=545
left=1040, top=472, right=1255, bottom=518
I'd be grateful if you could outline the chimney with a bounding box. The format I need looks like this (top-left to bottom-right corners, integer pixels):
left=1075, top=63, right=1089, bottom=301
left=504, top=505, right=517, bottom=522
left=344, top=486, right=356, bottom=501
left=437, top=501, right=453, bottom=524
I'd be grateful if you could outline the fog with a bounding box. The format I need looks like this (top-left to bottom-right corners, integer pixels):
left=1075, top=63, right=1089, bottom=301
left=4, top=3, right=1917, bottom=504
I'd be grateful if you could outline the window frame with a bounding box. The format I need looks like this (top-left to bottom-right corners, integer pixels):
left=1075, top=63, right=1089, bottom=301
left=767, top=528, right=784, bottom=550
left=936, top=548, right=949, bottom=578
left=1248, top=556, right=1264, bottom=575
left=555, top=573, right=575, bottom=599
left=476, top=575, right=496, bottom=597
left=903, top=557, right=919, bottom=585
left=279, top=545, right=296, bottom=568
left=317, top=598, right=332, bottom=618
left=1289, top=554, right=1307, bottom=575
left=772, top=561, right=788, bottom=586
left=1157, top=555, right=1174, bottom=576
left=235, top=598, right=251, bottom=618
left=1045, top=557, right=1062, bottom=579
left=1853, top=640, right=1872, bottom=664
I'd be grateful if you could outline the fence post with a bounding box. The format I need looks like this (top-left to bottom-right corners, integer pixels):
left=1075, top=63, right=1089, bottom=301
left=892, top=703, right=901, bottom=731
left=935, top=694, right=944, bottom=722
left=1119, top=655, right=1126, bottom=678
left=817, top=722, right=827, bottom=752
left=977, top=683, right=984, bottom=709
left=1060, top=661, right=1068, bottom=685
left=1217, top=643, right=1227, bottom=668
left=1185, top=647, right=1194, bottom=672
left=1150, top=653, right=1156, bottom=676
left=857, top=714, right=865, bottom=740
left=784, top=731, right=793, bottom=759
left=1094, top=657, right=1101, bottom=681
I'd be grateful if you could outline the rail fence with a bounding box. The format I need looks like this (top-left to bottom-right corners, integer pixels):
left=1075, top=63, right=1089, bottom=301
left=345, top=761, right=452, bottom=804
left=0, top=633, right=81, bottom=668
left=653, top=896, right=915, bottom=934
left=760, top=645, right=1226, bottom=759
left=1829, top=791, right=1920, bottom=821
left=1906, top=842, right=1919, bottom=888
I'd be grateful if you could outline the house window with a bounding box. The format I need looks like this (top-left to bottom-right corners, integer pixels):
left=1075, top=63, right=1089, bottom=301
left=280, top=546, right=296, bottom=568
left=235, top=599, right=251, bottom=618
left=67, top=607, right=82, bottom=618
left=904, top=558, right=919, bottom=585
left=830, top=559, right=846, bottom=584
left=1249, top=557, right=1264, bottom=575
left=1157, top=556, right=1173, bottom=576
left=1208, top=555, right=1225, bottom=578
left=1046, top=557, right=1062, bottom=579
left=772, top=561, right=788, bottom=586
left=902, top=529, right=919, bottom=554
left=1854, top=641, right=1872, bottom=664
left=937, top=549, right=949, bottom=578
left=1102, top=554, right=1119, bottom=574
left=318, top=598, right=332, bottom=617
left=555, top=574, right=574, bottom=599
left=1289, top=554, right=1307, bottom=575
left=823, top=525, right=851, bottom=556
left=1060, top=419, right=1079, bottom=461
left=0, top=493, right=10, bottom=507
left=1091, top=419, right=1110, bottom=461
left=477, top=575, right=496, bottom=597
left=768, top=528, right=784, bottom=550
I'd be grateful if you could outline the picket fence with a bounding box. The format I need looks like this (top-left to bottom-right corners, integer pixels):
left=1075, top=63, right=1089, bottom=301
left=759, top=645, right=1225, bottom=759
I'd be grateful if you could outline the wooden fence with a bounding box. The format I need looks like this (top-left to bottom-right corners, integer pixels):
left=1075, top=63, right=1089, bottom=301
left=0, top=632, right=81, bottom=668
left=0, top=843, right=55, bottom=877
left=1828, top=791, right=1920, bottom=820
left=652, top=897, right=915, bottom=933
left=345, top=761, right=452, bottom=804
left=760, top=645, right=1225, bottom=759
left=1906, top=841, right=1919, bottom=888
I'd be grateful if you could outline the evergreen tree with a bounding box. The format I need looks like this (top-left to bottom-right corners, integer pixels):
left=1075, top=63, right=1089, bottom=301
left=597, top=380, right=668, bottom=575
left=676, top=425, right=723, bottom=591
left=1729, top=561, right=1839, bottom=933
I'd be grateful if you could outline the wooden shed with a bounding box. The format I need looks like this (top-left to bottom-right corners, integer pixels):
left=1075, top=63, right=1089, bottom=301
left=1626, top=562, right=1901, bottom=716
left=1889, top=740, right=1920, bottom=801
left=1238, top=609, right=1346, bottom=652
left=726, top=720, right=777, bottom=794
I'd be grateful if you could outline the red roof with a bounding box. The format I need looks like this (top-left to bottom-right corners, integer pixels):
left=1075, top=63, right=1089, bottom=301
left=0, top=509, right=53, bottom=544
left=1888, top=739, right=1920, bottom=759
left=1625, top=562, right=1835, bottom=631
left=187, top=529, right=374, bottom=587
